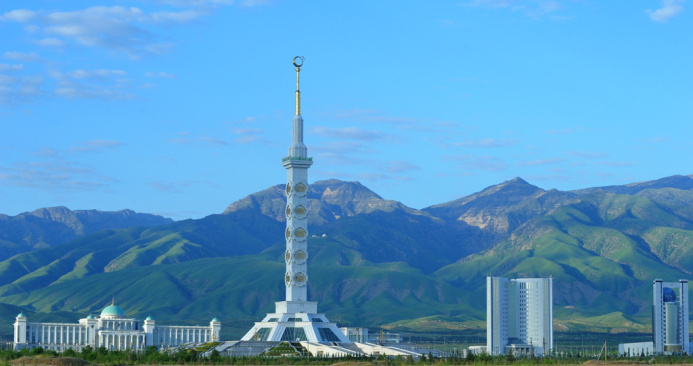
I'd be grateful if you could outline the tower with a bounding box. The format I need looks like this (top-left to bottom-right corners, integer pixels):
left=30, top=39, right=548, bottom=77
left=487, top=277, right=509, bottom=356
left=240, top=57, right=350, bottom=343
left=282, top=55, right=313, bottom=306
left=487, top=276, right=553, bottom=356
left=13, top=313, right=27, bottom=350
left=652, top=279, right=689, bottom=354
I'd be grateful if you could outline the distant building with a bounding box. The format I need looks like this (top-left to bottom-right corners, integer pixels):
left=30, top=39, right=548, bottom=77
left=618, top=279, right=690, bottom=356
left=338, top=328, right=403, bottom=344
left=619, top=341, right=655, bottom=357
left=13, top=303, right=220, bottom=352
left=653, top=279, right=689, bottom=354
left=340, top=327, right=369, bottom=343
left=487, top=276, right=553, bottom=356
left=467, top=345, right=487, bottom=355
left=652, top=279, right=691, bottom=354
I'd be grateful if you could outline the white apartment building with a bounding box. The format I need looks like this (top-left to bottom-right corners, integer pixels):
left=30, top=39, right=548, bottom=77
left=487, top=276, right=553, bottom=356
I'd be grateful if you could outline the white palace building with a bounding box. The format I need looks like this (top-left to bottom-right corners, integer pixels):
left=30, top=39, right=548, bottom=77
left=13, top=303, right=221, bottom=352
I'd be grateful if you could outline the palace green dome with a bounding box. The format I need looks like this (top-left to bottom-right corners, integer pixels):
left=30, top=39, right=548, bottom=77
left=100, top=305, right=126, bottom=317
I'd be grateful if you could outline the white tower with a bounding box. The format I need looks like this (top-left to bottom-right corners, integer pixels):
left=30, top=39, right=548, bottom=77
left=282, top=55, right=313, bottom=306
left=487, top=276, right=553, bottom=356
left=653, top=279, right=689, bottom=354
left=13, top=313, right=27, bottom=350
left=240, top=57, right=350, bottom=343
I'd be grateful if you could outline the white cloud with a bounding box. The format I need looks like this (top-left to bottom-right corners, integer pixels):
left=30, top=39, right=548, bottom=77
left=0, top=6, right=205, bottom=58
left=231, top=127, right=264, bottom=144
left=1, top=2, right=267, bottom=58
left=0, top=9, right=36, bottom=22
left=169, top=132, right=230, bottom=146
left=3, top=51, right=41, bottom=62
left=0, top=73, right=44, bottom=104
left=465, top=0, right=515, bottom=8
left=66, top=69, right=127, bottom=80
left=69, top=140, right=126, bottom=153
left=48, top=69, right=134, bottom=100
left=0, top=155, right=117, bottom=192
left=449, top=155, right=509, bottom=172
left=0, top=64, right=24, bottom=72
left=312, top=126, right=392, bottom=141
left=454, top=138, right=519, bottom=148
left=465, top=0, right=565, bottom=19
left=35, top=38, right=67, bottom=47
left=147, top=179, right=217, bottom=193
left=517, top=158, right=565, bottom=166
left=648, top=0, right=685, bottom=22
left=158, top=0, right=235, bottom=6
left=54, top=87, right=135, bottom=99
left=386, top=161, right=421, bottom=173
left=567, top=151, right=606, bottom=159
left=312, top=141, right=377, bottom=155
left=327, top=108, right=426, bottom=130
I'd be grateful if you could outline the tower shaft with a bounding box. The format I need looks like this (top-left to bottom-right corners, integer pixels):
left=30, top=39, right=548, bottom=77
left=282, top=57, right=312, bottom=302
left=241, top=57, right=350, bottom=344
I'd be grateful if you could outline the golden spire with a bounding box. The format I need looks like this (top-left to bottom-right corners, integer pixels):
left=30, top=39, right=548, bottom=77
left=293, top=56, right=304, bottom=115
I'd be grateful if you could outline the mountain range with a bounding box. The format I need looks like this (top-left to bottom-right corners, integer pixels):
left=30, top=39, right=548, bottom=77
left=1, top=174, right=692, bottom=340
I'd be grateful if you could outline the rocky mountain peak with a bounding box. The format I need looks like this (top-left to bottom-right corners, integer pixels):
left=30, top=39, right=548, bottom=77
left=0, top=207, right=173, bottom=261
left=223, top=179, right=414, bottom=227
left=312, top=180, right=382, bottom=204
left=423, top=177, right=574, bottom=236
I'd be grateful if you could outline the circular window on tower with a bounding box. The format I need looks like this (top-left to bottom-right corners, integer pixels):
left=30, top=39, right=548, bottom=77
left=294, top=272, right=307, bottom=284
left=294, top=227, right=307, bottom=238
left=294, top=205, right=307, bottom=217
left=285, top=228, right=291, bottom=239
left=285, top=183, right=292, bottom=195
left=285, top=250, right=292, bottom=262
left=285, top=272, right=292, bottom=285
left=285, top=205, right=292, bottom=218
left=294, top=250, right=307, bottom=263
left=294, top=182, right=307, bottom=194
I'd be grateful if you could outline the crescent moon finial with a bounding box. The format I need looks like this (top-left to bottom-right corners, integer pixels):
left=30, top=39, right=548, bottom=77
left=293, top=56, right=304, bottom=68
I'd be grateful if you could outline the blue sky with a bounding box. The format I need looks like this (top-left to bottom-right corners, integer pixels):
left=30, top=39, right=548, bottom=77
left=1, top=0, right=691, bottom=220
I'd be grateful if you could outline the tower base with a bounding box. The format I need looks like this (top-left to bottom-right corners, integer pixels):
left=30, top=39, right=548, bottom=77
left=241, top=301, right=350, bottom=343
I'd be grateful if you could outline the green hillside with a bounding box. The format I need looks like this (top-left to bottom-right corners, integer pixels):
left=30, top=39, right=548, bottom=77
left=434, top=192, right=693, bottom=322
left=2, top=176, right=693, bottom=340
left=0, top=238, right=475, bottom=339
left=0, top=210, right=283, bottom=297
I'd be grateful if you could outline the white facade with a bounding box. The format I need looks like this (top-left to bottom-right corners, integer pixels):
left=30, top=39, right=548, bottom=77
left=13, top=304, right=220, bottom=352
left=487, top=276, right=553, bottom=356
left=240, top=58, right=349, bottom=344
left=619, top=341, right=655, bottom=357
left=340, top=327, right=369, bottom=343
left=652, top=279, right=689, bottom=354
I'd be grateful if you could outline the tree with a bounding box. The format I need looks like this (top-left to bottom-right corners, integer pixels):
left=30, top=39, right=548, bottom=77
left=506, top=349, right=515, bottom=362
left=465, top=351, right=476, bottom=363
left=62, top=348, right=77, bottom=357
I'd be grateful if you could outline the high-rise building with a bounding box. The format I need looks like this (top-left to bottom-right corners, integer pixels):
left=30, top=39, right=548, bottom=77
left=240, top=57, right=350, bottom=343
left=487, top=276, right=553, bottom=356
left=652, top=279, right=689, bottom=354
